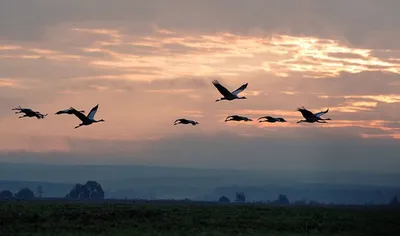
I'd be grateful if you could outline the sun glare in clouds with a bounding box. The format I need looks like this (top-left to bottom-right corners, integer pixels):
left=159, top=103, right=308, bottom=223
left=2, top=27, right=400, bottom=81
left=1, top=25, right=400, bottom=153
left=27, top=27, right=399, bottom=81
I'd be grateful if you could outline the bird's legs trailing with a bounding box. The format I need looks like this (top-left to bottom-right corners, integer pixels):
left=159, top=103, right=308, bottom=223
left=174, top=121, right=181, bottom=125
left=18, top=115, right=27, bottom=118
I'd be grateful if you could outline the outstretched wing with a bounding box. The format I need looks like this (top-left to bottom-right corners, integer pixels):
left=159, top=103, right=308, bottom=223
left=11, top=106, right=23, bottom=111
left=87, top=104, right=99, bottom=120
left=314, top=108, right=329, bottom=117
left=297, top=106, right=316, bottom=119
left=231, top=83, right=248, bottom=96
left=70, top=107, right=88, bottom=122
left=212, top=80, right=232, bottom=97
left=258, top=116, right=273, bottom=120
left=55, top=108, right=71, bottom=114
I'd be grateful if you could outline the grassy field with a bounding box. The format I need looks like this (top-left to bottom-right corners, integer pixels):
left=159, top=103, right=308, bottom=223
left=0, top=202, right=399, bottom=236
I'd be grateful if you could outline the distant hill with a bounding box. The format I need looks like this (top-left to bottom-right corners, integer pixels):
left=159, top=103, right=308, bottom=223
left=1, top=162, right=400, bottom=201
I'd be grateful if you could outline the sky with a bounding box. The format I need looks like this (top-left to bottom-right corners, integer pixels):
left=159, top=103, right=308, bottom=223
left=0, top=0, right=399, bottom=173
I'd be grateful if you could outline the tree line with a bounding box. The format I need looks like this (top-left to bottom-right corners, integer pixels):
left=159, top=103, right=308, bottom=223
left=218, top=192, right=400, bottom=207
left=0, top=180, right=104, bottom=201
left=1, top=182, right=400, bottom=207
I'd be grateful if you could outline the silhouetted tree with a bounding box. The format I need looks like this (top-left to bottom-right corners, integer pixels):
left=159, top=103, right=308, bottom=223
left=14, top=188, right=35, bottom=200
left=218, top=196, right=231, bottom=203
left=85, top=181, right=105, bottom=199
left=65, top=183, right=86, bottom=199
left=0, top=190, right=13, bottom=200
left=278, top=194, right=290, bottom=205
left=36, top=186, right=43, bottom=198
left=235, top=192, right=246, bottom=203
left=65, top=181, right=104, bottom=200
left=271, top=194, right=290, bottom=205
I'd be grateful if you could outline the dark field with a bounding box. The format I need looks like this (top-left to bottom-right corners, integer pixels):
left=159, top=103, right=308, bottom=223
left=1, top=201, right=399, bottom=236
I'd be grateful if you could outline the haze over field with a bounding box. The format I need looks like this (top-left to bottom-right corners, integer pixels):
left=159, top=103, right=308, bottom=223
left=0, top=0, right=400, bottom=174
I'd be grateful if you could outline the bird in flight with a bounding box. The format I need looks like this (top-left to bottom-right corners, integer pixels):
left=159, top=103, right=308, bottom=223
left=258, top=116, right=287, bottom=123
left=12, top=106, right=47, bottom=119
left=296, top=106, right=331, bottom=123
left=55, top=108, right=85, bottom=115
left=225, top=115, right=252, bottom=122
left=69, top=104, right=105, bottom=129
left=212, top=80, right=248, bottom=102
left=174, top=118, right=199, bottom=126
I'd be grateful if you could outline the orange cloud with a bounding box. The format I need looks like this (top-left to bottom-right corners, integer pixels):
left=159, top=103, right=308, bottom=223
left=146, top=89, right=194, bottom=94
left=4, top=27, right=400, bottom=84
left=0, top=45, right=22, bottom=50
left=344, top=95, right=400, bottom=104
left=56, top=27, right=400, bottom=81
left=0, top=78, right=20, bottom=88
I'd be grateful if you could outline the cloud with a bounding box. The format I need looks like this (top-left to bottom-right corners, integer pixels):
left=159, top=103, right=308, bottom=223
left=76, top=30, right=400, bottom=79
left=2, top=0, right=400, bottom=49
left=2, top=26, right=400, bottom=86
left=0, top=78, right=21, bottom=88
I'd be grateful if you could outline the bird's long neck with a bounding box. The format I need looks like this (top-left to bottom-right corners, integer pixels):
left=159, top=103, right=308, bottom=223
left=297, top=120, right=305, bottom=123
left=216, top=98, right=226, bottom=102
left=238, top=96, right=246, bottom=99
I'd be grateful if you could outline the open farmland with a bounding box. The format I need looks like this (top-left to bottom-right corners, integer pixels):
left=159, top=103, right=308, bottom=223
left=0, top=201, right=399, bottom=236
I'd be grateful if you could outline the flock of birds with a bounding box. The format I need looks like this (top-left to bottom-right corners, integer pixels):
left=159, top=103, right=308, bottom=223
left=12, top=80, right=331, bottom=129
left=12, top=105, right=104, bottom=129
